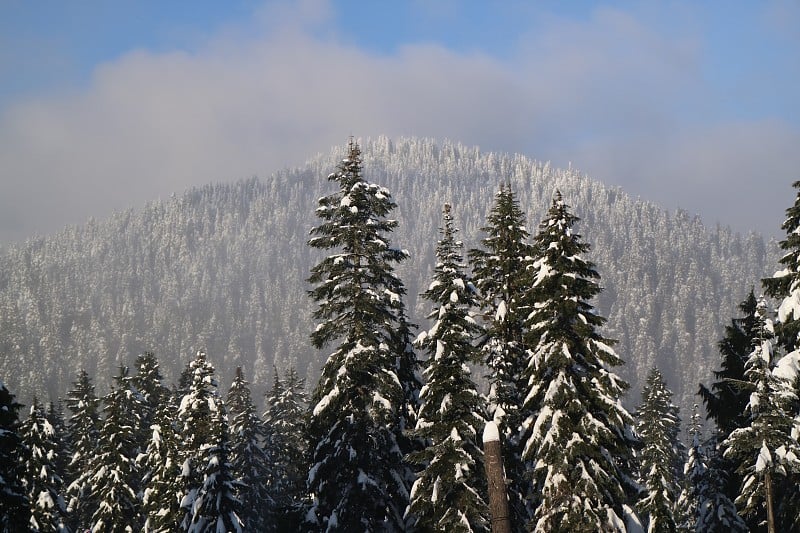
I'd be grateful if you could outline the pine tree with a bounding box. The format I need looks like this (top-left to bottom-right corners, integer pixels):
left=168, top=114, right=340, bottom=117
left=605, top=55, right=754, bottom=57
left=635, top=368, right=683, bottom=533
left=467, top=184, right=535, bottom=529
left=406, top=204, right=490, bottom=532
left=763, top=180, right=800, bottom=351
left=21, top=397, right=68, bottom=532
left=521, top=192, right=638, bottom=532
left=45, top=401, right=70, bottom=493
left=723, top=298, right=800, bottom=532
left=0, top=380, right=29, bottom=529
left=306, top=140, right=417, bottom=531
left=227, top=367, right=271, bottom=531
left=141, top=396, right=182, bottom=532
left=132, top=352, right=169, bottom=457
left=64, top=369, right=101, bottom=531
left=263, top=366, right=309, bottom=530
left=89, top=365, right=144, bottom=532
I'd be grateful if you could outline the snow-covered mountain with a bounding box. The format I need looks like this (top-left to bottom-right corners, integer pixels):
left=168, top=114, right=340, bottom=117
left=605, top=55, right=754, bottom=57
left=0, top=136, right=776, bottom=415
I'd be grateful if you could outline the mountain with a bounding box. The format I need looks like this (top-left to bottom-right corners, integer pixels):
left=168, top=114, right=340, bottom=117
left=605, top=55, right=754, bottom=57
left=0, top=136, right=776, bottom=416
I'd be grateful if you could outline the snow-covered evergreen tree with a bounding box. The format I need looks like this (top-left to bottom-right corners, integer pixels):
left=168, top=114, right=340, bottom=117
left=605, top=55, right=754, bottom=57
left=21, top=397, right=68, bottom=532
left=521, top=192, right=638, bottom=532
left=263, top=366, right=309, bottom=530
left=132, top=352, right=169, bottom=455
left=188, top=398, right=243, bottom=533
left=635, top=368, right=683, bottom=533
left=406, top=204, right=490, bottom=532
left=468, top=184, right=535, bottom=530
left=227, top=366, right=271, bottom=531
left=89, top=365, right=144, bottom=532
left=723, top=298, right=800, bottom=532
left=64, top=369, right=101, bottom=531
left=0, top=380, right=29, bottom=528
left=305, top=140, right=417, bottom=531
left=141, top=396, right=182, bottom=533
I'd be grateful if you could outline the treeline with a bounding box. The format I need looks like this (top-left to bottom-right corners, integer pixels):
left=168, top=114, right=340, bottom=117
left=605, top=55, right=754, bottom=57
left=1, top=141, right=798, bottom=532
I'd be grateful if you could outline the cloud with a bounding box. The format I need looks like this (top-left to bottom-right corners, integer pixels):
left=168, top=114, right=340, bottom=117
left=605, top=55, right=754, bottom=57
left=0, top=1, right=797, bottom=243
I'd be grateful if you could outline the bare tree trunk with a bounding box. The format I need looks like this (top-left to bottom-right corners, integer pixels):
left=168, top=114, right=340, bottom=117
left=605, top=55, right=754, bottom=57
left=484, top=422, right=511, bottom=533
left=765, top=469, right=775, bottom=533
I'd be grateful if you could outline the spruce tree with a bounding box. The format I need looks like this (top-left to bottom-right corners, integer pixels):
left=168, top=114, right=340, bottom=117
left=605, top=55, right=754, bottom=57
left=468, top=184, right=535, bottom=529
left=406, top=204, right=490, bottom=532
left=89, top=365, right=144, bottom=532
left=141, top=396, right=182, bottom=532
left=64, top=369, right=101, bottom=531
left=0, top=380, right=29, bottom=528
left=723, top=298, right=800, bottom=532
left=263, top=366, right=309, bottom=530
left=306, top=140, right=417, bottom=531
left=635, top=368, right=683, bottom=533
left=21, top=397, right=67, bottom=532
left=227, top=367, right=271, bottom=531
left=521, top=192, right=638, bottom=532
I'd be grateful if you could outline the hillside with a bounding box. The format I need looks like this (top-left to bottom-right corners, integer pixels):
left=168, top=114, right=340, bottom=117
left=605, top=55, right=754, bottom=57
left=0, top=136, right=776, bottom=415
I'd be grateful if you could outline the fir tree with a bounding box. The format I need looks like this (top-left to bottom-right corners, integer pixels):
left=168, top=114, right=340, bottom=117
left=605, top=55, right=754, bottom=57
left=132, top=352, right=169, bottom=457
left=64, top=369, right=101, bottom=531
left=45, top=401, right=70, bottom=491
left=521, top=192, right=638, bottom=532
left=263, top=366, right=309, bottom=530
left=467, top=184, right=535, bottom=530
left=0, top=381, right=29, bottom=529
left=406, top=204, right=490, bottom=532
left=227, top=366, right=271, bottom=531
left=89, top=365, right=144, bottom=532
left=635, top=368, right=683, bottom=533
left=306, top=140, right=417, bottom=531
left=21, top=397, right=68, bottom=532
left=141, top=397, right=182, bottom=532
left=723, top=298, right=800, bottom=533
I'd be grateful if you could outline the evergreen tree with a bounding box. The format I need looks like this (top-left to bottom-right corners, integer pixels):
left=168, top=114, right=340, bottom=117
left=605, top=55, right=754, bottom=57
left=64, top=370, right=101, bottom=531
left=0, top=380, right=29, bottom=528
left=723, top=298, right=800, bottom=532
left=89, top=365, right=144, bottom=532
left=306, top=140, right=417, bottom=531
left=188, top=398, right=243, bottom=533
left=263, top=366, right=309, bottom=530
left=763, top=180, right=800, bottom=351
left=635, top=368, right=683, bottom=533
left=227, top=366, right=271, bottom=531
left=406, top=204, right=490, bottom=532
left=45, top=401, right=70, bottom=491
left=467, top=184, right=535, bottom=529
left=141, top=397, right=182, bottom=532
left=132, top=352, right=169, bottom=457
left=21, top=397, right=68, bottom=532
left=521, top=192, right=638, bottom=532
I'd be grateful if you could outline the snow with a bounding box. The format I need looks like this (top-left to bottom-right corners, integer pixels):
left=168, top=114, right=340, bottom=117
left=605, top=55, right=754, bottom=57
left=755, top=442, right=772, bottom=473
left=450, top=290, right=459, bottom=303
left=313, top=385, right=340, bottom=416
left=774, top=350, right=800, bottom=382
left=482, top=421, right=500, bottom=443
left=435, top=340, right=445, bottom=360
left=495, top=300, right=507, bottom=322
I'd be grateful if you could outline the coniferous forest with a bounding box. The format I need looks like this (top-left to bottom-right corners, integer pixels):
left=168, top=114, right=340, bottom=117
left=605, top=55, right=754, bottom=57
left=2, top=138, right=799, bottom=531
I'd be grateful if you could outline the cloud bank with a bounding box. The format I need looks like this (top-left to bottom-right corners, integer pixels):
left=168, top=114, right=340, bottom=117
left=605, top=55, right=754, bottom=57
left=0, top=1, right=797, bottom=243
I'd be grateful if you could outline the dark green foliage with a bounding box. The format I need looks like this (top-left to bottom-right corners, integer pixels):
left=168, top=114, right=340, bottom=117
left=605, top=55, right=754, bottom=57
left=141, top=395, right=183, bottom=532
left=468, top=184, right=534, bottom=530
left=636, top=368, right=683, bottom=533
left=0, top=381, right=28, bottom=529
left=521, top=192, right=638, bottom=532
left=64, top=369, right=101, bottom=531
left=227, top=367, right=271, bottom=531
left=21, top=397, right=68, bottom=532
left=263, top=366, right=309, bottom=530
left=306, top=140, right=416, bottom=531
left=406, top=204, right=490, bottom=532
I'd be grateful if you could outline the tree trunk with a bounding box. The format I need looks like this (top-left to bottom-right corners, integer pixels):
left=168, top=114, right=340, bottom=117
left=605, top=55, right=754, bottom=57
left=765, top=469, right=775, bottom=533
left=484, top=422, right=511, bottom=533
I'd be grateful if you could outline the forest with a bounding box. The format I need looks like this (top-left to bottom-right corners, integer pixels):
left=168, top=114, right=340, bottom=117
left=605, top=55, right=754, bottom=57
left=1, top=138, right=798, bottom=532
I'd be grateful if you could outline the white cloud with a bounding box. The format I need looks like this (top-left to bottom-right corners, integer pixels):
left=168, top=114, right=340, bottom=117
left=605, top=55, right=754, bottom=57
left=0, top=2, right=797, bottom=242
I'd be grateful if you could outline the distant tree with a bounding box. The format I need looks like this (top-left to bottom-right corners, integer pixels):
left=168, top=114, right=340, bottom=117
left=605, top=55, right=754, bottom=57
left=21, top=397, right=68, bottom=532
left=305, top=140, right=417, bottom=531
left=723, top=299, right=800, bottom=533
left=227, top=366, right=271, bottom=531
left=263, top=366, right=309, bottom=530
left=406, top=204, right=490, bottom=532
left=521, top=192, right=638, bottom=532
left=64, top=370, right=101, bottom=531
left=635, top=368, right=683, bottom=533
left=468, top=184, right=535, bottom=529
left=89, top=365, right=144, bottom=532
left=0, top=381, right=29, bottom=528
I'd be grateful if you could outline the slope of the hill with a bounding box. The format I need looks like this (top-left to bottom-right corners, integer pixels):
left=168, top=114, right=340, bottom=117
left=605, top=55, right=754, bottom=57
left=0, top=136, right=776, bottom=414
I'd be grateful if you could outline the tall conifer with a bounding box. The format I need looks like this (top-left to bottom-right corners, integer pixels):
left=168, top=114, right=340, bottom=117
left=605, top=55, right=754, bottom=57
left=0, top=381, right=28, bottom=528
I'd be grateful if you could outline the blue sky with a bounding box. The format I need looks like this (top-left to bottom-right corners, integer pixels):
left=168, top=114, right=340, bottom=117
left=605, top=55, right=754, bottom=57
left=1, top=0, right=798, bottom=242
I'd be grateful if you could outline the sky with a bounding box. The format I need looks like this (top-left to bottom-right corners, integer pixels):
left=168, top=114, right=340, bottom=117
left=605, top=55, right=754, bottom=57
left=1, top=0, right=798, bottom=244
